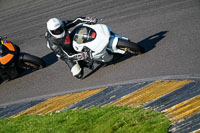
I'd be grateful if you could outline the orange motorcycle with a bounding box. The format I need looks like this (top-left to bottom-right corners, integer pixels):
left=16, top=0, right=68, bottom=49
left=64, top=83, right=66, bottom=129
left=0, top=36, right=46, bottom=82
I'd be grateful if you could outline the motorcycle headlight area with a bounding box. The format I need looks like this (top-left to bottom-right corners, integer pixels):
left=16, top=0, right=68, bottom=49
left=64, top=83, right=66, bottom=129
left=74, top=26, right=96, bottom=44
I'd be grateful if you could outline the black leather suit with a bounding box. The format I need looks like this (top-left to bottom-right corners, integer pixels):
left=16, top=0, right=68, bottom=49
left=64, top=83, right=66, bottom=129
left=45, top=17, right=96, bottom=78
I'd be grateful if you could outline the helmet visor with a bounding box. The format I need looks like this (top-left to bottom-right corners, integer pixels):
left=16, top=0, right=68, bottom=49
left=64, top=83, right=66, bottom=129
left=51, top=27, right=64, bottom=35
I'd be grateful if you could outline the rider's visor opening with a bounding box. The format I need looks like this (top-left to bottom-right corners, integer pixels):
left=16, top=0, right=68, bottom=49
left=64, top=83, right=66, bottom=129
left=51, top=27, right=64, bottom=35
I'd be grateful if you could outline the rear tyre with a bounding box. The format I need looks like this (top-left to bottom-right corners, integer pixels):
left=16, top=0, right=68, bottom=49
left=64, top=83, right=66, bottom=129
left=117, top=39, right=145, bottom=55
left=18, top=53, right=46, bottom=70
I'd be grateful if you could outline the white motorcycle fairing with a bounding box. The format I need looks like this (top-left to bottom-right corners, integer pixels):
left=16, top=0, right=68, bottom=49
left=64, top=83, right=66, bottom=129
left=72, top=24, right=127, bottom=62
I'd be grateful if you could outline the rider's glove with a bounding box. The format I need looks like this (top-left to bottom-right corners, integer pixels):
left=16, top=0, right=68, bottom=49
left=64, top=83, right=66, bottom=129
left=85, top=17, right=98, bottom=24
left=82, top=46, right=93, bottom=61
left=75, top=52, right=89, bottom=61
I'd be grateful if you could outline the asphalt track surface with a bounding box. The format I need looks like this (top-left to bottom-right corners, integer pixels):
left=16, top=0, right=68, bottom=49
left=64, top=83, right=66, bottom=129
left=0, top=0, right=200, bottom=106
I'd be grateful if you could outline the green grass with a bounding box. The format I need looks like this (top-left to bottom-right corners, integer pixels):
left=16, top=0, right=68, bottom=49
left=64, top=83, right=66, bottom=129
left=0, top=106, right=170, bottom=133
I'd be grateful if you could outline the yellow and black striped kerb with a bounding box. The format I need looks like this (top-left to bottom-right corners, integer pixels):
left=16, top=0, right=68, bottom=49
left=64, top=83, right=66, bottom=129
left=0, top=79, right=199, bottom=133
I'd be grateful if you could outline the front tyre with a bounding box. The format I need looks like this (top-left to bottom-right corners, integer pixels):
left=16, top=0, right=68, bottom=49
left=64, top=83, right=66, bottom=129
left=18, top=53, right=46, bottom=70
left=117, top=39, right=145, bottom=55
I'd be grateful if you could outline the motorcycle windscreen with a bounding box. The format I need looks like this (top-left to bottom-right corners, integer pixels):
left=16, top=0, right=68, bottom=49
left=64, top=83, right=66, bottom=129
left=73, top=26, right=96, bottom=44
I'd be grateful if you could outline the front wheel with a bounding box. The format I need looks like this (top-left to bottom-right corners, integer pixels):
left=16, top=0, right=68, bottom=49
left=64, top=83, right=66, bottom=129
left=117, top=39, right=145, bottom=55
left=18, top=53, right=46, bottom=70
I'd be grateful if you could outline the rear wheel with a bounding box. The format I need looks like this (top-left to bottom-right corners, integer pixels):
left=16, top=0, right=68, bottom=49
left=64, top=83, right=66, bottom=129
left=117, top=39, right=145, bottom=55
left=18, top=53, right=46, bottom=70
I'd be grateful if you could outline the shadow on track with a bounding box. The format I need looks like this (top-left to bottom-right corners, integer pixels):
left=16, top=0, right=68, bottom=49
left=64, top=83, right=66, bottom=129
left=138, top=31, right=168, bottom=52
left=82, top=31, right=168, bottom=79
left=42, top=52, right=58, bottom=67
left=82, top=63, right=105, bottom=79
left=17, top=52, right=58, bottom=78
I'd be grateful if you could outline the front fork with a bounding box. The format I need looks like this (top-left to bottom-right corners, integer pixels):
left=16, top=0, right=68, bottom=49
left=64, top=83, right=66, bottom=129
left=106, top=28, right=130, bottom=54
left=107, top=36, right=127, bottom=54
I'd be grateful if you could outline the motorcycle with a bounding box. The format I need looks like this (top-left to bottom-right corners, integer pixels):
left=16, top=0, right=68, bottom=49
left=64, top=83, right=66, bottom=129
left=68, top=23, right=144, bottom=74
left=0, top=36, right=46, bottom=82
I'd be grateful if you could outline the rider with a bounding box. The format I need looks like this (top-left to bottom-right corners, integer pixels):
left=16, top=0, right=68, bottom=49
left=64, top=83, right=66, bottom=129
left=45, top=17, right=97, bottom=79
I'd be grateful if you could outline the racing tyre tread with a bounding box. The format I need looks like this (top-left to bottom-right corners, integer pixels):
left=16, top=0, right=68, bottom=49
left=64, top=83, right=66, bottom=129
left=20, top=53, right=46, bottom=69
left=117, top=39, right=145, bottom=54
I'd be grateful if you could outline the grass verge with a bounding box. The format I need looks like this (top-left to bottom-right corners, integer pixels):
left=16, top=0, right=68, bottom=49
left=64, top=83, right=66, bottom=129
left=0, top=106, right=170, bottom=133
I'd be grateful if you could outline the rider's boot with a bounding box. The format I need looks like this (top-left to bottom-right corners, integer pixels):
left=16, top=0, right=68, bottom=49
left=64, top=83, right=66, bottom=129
left=74, top=68, right=84, bottom=79
left=64, top=59, right=84, bottom=79
left=71, top=63, right=83, bottom=79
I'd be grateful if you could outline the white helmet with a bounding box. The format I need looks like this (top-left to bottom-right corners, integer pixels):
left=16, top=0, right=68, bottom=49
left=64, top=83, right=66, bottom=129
left=47, top=18, right=65, bottom=38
